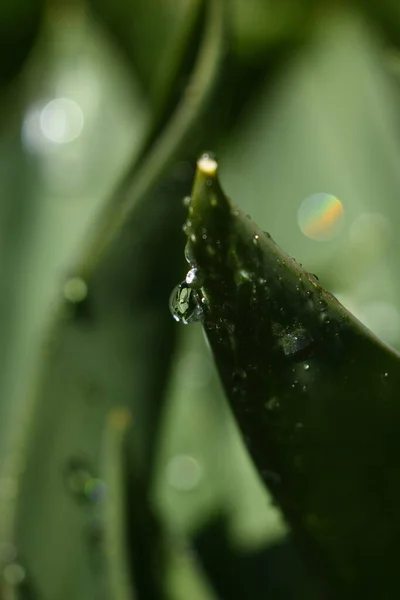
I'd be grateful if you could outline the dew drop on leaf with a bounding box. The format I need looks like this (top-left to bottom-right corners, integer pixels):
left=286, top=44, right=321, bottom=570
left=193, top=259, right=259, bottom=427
left=169, top=282, right=203, bottom=324
left=233, top=367, right=247, bottom=381
left=185, top=267, right=203, bottom=287
left=265, top=396, right=280, bottom=411
left=63, top=457, right=106, bottom=504
left=280, top=328, right=314, bottom=361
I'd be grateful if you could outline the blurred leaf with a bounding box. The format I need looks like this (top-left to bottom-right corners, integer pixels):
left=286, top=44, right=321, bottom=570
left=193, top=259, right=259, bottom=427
left=177, top=156, right=400, bottom=597
left=0, top=0, right=42, bottom=88
left=89, top=0, right=203, bottom=119
left=2, top=1, right=226, bottom=598
left=193, top=516, right=322, bottom=600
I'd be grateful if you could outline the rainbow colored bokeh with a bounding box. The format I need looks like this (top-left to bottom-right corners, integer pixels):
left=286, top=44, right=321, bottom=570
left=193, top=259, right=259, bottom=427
left=298, top=193, right=344, bottom=241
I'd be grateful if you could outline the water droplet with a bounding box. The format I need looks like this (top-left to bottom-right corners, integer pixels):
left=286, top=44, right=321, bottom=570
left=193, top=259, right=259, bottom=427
left=185, top=267, right=203, bottom=288
left=85, top=478, right=107, bottom=503
left=63, top=277, right=88, bottom=303
left=384, top=372, right=389, bottom=378
left=303, top=363, right=310, bottom=371
left=63, top=457, right=105, bottom=504
left=183, top=196, right=191, bottom=208
left=233, top=368, right=247, bottom=380
left=184, top=243, right=195, bottom=264
left=239, top=269, right=252, bottom=282
left=190, top=233, right=196, bottom=242
left=253, top=234, right=259, bottom=245
left=210, top=198, right=217, bottom=207
left=169, top=282, right=203, bottom=324
left=265, top=397, right=280, bottom=411
left=202, top=234, right=207, bottom=240
left=280, top=328, right=313, bottom=361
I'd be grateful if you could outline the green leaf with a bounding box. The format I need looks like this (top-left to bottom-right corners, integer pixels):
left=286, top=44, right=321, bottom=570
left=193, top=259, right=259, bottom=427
left=179, top=155, right=400, bottom=597
left=3, top=2, right=226, bottom=597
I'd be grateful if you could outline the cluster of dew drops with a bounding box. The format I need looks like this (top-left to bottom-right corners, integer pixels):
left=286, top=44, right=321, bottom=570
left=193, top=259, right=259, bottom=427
left=169, top=195, right=208, bottom=325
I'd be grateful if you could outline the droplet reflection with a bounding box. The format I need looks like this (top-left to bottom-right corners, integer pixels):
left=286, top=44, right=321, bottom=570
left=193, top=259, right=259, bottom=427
left=169, top=282, right=203, bottom=325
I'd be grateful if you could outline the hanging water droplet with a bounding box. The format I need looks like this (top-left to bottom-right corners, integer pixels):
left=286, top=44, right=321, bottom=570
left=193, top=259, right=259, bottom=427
left=253, top=234, right=259, bottom=245
left=169, top=282, right=203, bottom=324
left=265, top=397, right=280, bottom=411
left=280, top=328, right=313, bottom=361
left=185, top=267, right=203, bottom=288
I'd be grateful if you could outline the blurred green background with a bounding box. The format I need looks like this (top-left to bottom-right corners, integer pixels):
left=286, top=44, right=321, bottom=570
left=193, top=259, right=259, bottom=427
left=1, top=0, right=400, bottom=598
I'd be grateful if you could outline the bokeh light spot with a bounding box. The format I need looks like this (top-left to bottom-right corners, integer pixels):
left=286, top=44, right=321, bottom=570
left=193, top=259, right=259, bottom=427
left=166, top=455, right=202, bottom=492
left=298, top=193, right=344, bottom=241
left=349, top=212, right=391, bottom=249
left=40, top=98, right=84, bottom=144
